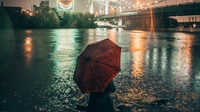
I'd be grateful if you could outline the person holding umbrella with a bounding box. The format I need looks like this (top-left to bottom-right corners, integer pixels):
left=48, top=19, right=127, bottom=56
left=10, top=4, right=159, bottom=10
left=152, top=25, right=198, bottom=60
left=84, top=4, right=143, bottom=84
left=87, top=80, right=116, bottom=112
left=74, top=38, right=121, bottom=112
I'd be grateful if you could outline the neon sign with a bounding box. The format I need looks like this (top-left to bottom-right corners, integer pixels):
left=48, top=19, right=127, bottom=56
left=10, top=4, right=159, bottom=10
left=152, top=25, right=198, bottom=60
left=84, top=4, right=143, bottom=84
left=57, top=0, right=74, bottom=11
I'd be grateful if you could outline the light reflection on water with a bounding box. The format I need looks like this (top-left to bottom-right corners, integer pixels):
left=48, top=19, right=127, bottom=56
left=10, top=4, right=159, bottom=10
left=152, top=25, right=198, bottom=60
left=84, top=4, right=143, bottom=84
left=24, top=37, right=33, bottom=64
left=129, top=31, right=146, bottom=78
left=173, top=33, right=193, bottom=89
left=1, top=28, right=200, bottom=111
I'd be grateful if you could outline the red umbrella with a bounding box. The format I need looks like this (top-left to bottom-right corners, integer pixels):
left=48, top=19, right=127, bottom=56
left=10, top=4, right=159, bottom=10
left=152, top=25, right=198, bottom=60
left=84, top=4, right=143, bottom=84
left=73, top=38, right=121, bottom=94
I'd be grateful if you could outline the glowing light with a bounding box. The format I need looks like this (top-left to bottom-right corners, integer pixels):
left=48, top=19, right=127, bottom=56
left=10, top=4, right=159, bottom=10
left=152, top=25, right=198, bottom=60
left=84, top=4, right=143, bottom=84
left=57, top=0, right=74, bottom=11
left=193, top=24, right=196, bottom=27
left=26, top=30, right=32, bottom=34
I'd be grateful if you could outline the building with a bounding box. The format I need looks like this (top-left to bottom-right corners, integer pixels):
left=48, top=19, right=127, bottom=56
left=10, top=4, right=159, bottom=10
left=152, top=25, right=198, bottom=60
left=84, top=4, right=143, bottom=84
left=33, top=0, right=50, bottom=13
left=0, top=2, right=22, bottom=13
left=0, top=2, right=22, bottom=28
left=40, top=0, right=49, bottom=8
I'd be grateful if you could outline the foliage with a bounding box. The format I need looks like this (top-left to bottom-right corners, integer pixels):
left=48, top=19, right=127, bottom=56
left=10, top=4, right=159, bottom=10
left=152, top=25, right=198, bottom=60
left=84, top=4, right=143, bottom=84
left=77, top=12, right=97, bottom=28
left=2, top=5, right=180, bottom=29
left=60, top=12, right=73, bottom=28
left=0, top=6, right=97, bottom=29
left=59, top=12, right=97, bottom=28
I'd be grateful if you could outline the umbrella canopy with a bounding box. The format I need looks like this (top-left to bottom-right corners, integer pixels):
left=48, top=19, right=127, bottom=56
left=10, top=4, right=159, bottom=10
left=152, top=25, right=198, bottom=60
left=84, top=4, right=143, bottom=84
left=74, top=38, right=121, bottom=94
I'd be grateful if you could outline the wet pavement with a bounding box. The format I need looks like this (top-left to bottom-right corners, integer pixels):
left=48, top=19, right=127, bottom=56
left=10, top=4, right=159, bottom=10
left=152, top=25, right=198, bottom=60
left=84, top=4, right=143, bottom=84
left=1, top=28, right=200, bottom=112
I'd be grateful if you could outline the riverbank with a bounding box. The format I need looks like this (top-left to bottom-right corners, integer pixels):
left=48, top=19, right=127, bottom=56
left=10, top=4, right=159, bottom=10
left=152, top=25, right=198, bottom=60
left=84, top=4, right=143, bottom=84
left=124, top=27, right=200, bottom=32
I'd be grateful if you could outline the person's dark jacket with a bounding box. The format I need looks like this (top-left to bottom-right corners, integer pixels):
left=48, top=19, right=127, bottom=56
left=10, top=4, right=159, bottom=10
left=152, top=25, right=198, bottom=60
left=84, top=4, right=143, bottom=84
left=87, top=80, right=116, bottom=112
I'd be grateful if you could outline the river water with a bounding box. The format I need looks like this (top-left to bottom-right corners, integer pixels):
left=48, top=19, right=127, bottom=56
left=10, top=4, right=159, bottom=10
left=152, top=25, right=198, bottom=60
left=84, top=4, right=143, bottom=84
left=1, top=28, right=200, bottom=112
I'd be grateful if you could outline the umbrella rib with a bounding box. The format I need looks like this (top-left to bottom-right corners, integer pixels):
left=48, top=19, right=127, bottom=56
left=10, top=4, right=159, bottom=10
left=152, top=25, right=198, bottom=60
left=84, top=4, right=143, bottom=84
left=90, top=47, right=120, bottom=62
left=88, top=61, right=101, bottom=87
left=89, top=47, right=120, bottom=71
left=90, top=59, right=120, bottom=71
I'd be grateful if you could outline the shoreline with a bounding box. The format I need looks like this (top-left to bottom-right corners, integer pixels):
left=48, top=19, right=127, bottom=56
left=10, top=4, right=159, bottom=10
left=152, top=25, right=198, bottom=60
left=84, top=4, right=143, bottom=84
left=121, top=27, right=200, bottom=33
left=1, top=27, right=200, bottom=33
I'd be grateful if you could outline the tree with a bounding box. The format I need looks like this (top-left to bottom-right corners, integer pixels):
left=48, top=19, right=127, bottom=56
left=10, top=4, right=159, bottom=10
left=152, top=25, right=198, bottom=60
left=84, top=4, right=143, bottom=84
left=77, top=12, right=97, bottom=28
left=60, top=12, right=73, bottom=28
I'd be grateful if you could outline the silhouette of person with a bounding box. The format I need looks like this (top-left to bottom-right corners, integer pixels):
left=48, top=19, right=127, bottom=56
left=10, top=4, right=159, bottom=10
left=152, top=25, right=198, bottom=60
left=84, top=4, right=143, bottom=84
left=87, top=80, right=116, bottom=112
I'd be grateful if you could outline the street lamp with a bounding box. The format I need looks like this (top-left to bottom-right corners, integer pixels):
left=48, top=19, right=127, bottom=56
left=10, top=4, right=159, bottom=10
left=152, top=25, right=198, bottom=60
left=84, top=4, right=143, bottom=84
left=155, top=1, right=158, bottom=7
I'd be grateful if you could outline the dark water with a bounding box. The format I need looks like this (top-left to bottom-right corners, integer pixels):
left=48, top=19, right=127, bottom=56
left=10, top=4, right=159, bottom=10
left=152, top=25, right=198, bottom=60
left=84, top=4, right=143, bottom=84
left=1, top=28, right=200, bottom=112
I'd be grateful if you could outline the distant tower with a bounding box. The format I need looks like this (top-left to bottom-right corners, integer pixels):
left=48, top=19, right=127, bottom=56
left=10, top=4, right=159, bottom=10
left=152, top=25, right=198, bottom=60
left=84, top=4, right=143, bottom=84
left=89, top=0, right=121, bottom=14
left=105, top=0, right=109, bottom=14
left=89, top=0, right=94, bottom=14
left=89, top=0, right=111, bottom=14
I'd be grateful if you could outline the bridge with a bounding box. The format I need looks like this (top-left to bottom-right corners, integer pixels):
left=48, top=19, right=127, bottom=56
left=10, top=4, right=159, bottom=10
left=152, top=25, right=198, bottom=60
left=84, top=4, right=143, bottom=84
left=96, top=2, right=200, bottom=20
left=88, top=0, right=166, bottom=15
left=86, top=0, right=200, bottom=29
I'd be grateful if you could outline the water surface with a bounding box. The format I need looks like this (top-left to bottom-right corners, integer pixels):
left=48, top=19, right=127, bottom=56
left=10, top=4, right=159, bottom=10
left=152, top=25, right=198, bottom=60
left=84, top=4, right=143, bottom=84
left=1, top=28, right=200, bottom=111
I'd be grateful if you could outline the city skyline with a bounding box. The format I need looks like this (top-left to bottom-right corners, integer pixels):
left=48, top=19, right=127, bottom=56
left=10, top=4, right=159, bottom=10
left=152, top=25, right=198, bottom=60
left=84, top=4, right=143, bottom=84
left=0, top=0, right=199, bottom=12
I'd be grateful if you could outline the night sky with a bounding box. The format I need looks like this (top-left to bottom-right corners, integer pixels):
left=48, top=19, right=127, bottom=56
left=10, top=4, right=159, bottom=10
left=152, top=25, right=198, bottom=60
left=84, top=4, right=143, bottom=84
left=0, top=0, right=199, bottom=12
